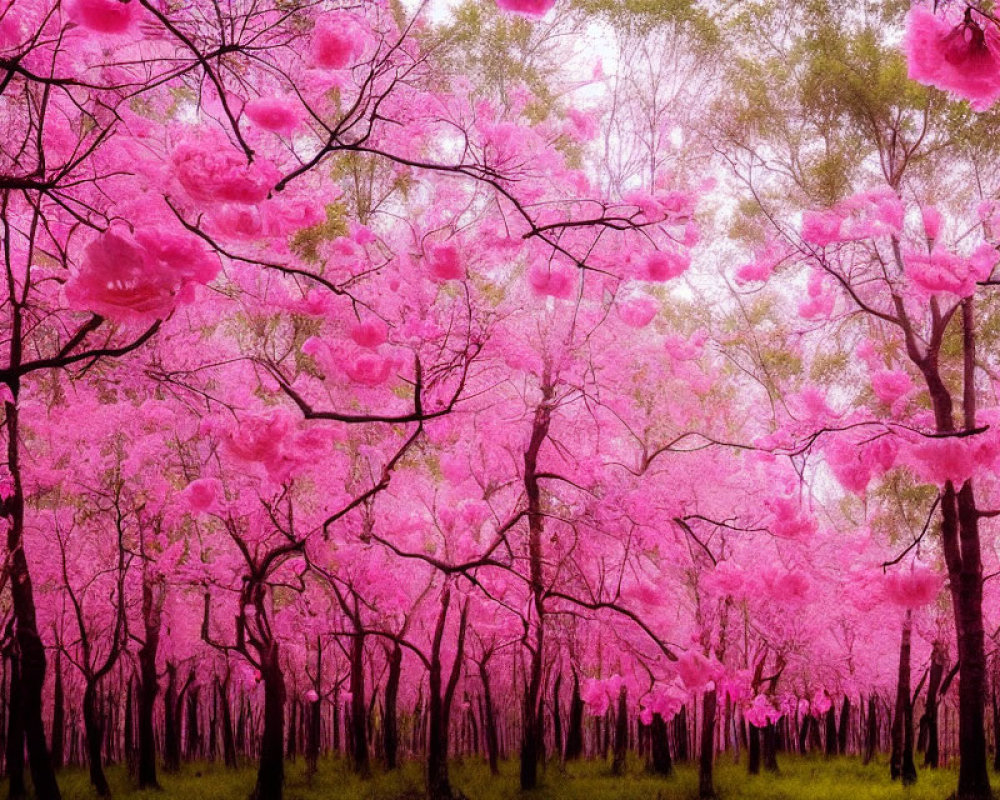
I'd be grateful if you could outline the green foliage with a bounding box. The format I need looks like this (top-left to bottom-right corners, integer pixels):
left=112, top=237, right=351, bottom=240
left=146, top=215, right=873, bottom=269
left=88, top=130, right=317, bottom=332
left=569, top=0, right=717, bottom=44
left=290, top=202, right=350, bottom=263
left=39, top=754, right=967, bottom=800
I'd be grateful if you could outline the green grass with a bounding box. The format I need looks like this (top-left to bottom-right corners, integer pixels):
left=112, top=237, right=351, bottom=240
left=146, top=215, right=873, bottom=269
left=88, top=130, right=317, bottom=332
left=10, top=753, right=978, bottom=800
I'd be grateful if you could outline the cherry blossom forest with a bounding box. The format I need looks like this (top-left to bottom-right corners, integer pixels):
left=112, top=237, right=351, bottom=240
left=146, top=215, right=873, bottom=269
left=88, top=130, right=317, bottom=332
left=8, top=0, right=1000, bottom=799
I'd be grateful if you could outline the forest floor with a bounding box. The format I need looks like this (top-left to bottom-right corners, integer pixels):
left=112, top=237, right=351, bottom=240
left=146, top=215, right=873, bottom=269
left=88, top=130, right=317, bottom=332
left=24, top=754, right=968, bottom=800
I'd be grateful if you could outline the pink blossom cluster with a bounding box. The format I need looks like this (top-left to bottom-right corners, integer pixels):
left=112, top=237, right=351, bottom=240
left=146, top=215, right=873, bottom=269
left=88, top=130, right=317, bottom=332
left=906, top=6, right=1000, bottom=111
left=66, top=228, right=219, bottom=322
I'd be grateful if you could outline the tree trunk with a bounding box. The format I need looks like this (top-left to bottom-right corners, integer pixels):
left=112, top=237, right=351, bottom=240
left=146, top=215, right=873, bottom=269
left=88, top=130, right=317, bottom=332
left=250, top=642, right=286, bottom=800
left=50, top=653, right=64, bottom=773
left=349, top=632, right=369, bottom=776
left=5, top=651, right=26, bottom=800
left=5, top=400, right=60, bottom=800
left=890, top=610, right=916, bottom=785
left=426, top=589, right=467, bottom=800
left=698, top=690, right=716, bottom=799
left=137, top=578, right=162, bottom=788
left=219, top=675, right=238, bottom=770
left=649, top=712, right=672, bottom=776
left=519, top=389, right=552, bottom=791
left=564, top=670, right=584, bottom=762
left=825, top=703, right=837, bottom=757
left=674, top=706, right=689, bottom=762
left=763, top=722, right=778, bottom=772
left=838, top=697, right=850, bottom=756
left=863, top=694, right=877, bottom=765
left=163, top=663, right=181, bottom=773
left=82, top=682, right=110, bottom=797
left=384, top=642, right=402, bottom=770
left=551, top=672, right=563, bottom=764
left=479, top=660, right=500, bottom=776
left=747, top=723, right=760, bottom=775
left=923, top=643, right=945, bottom=768
left=186, top=683, right=201, bottom=761
left=612, top=685, right=628, bottom=776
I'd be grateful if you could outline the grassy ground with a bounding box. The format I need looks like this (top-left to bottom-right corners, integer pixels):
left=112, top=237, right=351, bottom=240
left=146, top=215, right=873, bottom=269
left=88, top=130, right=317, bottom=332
left=16, top=754, right=973, bottom=800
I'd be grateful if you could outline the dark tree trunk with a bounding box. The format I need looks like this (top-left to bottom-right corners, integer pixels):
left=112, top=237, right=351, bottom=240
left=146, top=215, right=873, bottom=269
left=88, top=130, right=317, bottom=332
left=519, top=390, right=552, bottom=791
left=747, top=724, right=760, bottom=775
left=674, top=706, right=689, bottom=762
left=285, top=698, right=297, bottom=763
left=551, top=672, right=563, bottom=764
left=306, top=696, right=321, bottom=780
left=425, top=590, right=467, bottom=800
left=698, top=689, right=716, bottom=799
left=50, top=653, right=64, bottom=772
left=384, top=642, right=402, bottom=770
left=137, top=578, right=162, bottom=788
left=838, top=697, right=850, bottom=755
left=5, top=652, right=26, bottom=800
left=928, top=303, right=990, bottom=800
left=163, top=664, right=181, bottom=773
left=82, top=682, right=110, bottom=797
left=612, top=685, right=628, bottom=776
left=250, top=642, right=286, bottom=800
left=825, top=703, right=837, bottom=757
left=993, top=682, right=1000, bottom=774
left=5, top=399, right=61, bottom=800
left=649, top=712, right=672, bottom=776
left=219, top=675, right=238, bottom=770
left=124, top=677, right=136, bottom=777
left=863, top=694, right=877, bottom=765
left=349, top=632, right=369, bottom=776
left=186, top=683, right=201, bottom=761
left=798, top=715, right=809, bottom=755
left=763, top=722, right=779, bottom=772
left=564, top=670, right=584, bottom=762
left=479, top=659, right=500, bottom=776
left=890, top=611, right=917, bottom=785
left=923, top=643, right=945, bottom=768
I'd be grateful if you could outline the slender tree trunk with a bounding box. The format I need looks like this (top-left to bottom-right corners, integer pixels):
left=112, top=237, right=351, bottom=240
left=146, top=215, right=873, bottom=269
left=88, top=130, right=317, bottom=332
left=4, top=399, right=61, bottom=800
left=698, top=690, right=717, bottom=799
left=520, top=388, right=552, bottom=791
left=763, top=722, right=779, bottom=772
left=551, top=672, right=563, bottom=764
left=5, top=651, right=26, bottom=800
left=923, top=643, right=945, bottom=768
left=50, top=653, right=64, bottom=772
left=890, top=610, right=916, bottom=785
left=649, top=712, right=672, bottom=776
left=384, top=642, right=402, bottom=770
left=479, top=659, right=500, bottom=776
left=426, top=590, right=467, bottom=800
left=992, top=681, right=1000, bottom=774
left=186, top=683, right=201, bottom=761
left=612, top=685, right=628, bottom=776
left=926, top=300, right=990, bottom=800
left=863, top=694, right=877, bottom=765
left=137, top=578, right=162, bottom=788
left=250, top=642, right=286, bottom=800
left=219, top=675, right=238, bottom=770
left=564, top=670, right=583, bottom=762
left=163, top=663, right=181, bottom=773
left=838, top=697, right=850, bottom=755
left=349, top=631, right=369, bottom=776
left=82, top=682, right=110, bottom=797
left=674, top=706, right=689, bottom=762
left=747, top=724, right=760, bottom=775
left=825, top=703, right=837, bottom=757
